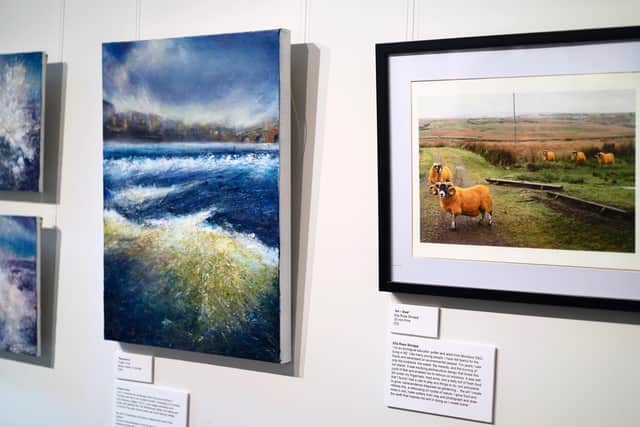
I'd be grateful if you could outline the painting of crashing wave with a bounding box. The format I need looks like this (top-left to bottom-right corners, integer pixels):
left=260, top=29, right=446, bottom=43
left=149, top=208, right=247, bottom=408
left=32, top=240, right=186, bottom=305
left=0, top=52, right=45, bottom=192
left=0, top=215, right=39, bottom=356
left=103, top=30, right=290, bottom=362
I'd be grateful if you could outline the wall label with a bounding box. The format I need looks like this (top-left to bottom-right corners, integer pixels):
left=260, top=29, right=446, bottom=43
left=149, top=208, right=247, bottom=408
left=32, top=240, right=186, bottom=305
left=389, top=303, right=439, bottom=338
left=384, top=335, right=496, bottom=423
left=113, top=381, right=189, bottom=427
left=114, top=351, right=154, bottom=383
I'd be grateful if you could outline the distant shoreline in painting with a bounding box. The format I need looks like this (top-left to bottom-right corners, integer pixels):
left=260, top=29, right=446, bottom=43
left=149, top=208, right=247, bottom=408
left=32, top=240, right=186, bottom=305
left=412, top=73, right=639, bottom=270
left=0, top=52, right=45, bottom=192
left=0, top=215, right=39, bottom=356
left=103, top=30, right=285, bottom=361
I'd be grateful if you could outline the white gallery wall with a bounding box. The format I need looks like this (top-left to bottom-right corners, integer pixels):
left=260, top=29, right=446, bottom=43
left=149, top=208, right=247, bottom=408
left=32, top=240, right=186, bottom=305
left=0, top=0, right=639, bottom=425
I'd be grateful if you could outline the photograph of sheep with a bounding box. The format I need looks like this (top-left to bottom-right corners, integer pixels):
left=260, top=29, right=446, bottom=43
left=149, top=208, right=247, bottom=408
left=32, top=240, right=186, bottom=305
left=0, top=215, right=39, bottom=356
left=102, top=30, right=289, bottom=362
left=413, top=73, right=637, bottom=261
left=0, top=52, right=45, bottom=192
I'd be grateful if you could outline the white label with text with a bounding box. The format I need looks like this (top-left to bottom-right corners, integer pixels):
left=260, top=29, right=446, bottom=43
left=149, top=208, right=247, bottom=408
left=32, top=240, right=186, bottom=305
left=115, top=351, right=154, bottom=383
left=113, top=381, right=188, bottom=427
left=389, top=303, right=439, bottom=338
left=385, top=335, right=496, bottom=423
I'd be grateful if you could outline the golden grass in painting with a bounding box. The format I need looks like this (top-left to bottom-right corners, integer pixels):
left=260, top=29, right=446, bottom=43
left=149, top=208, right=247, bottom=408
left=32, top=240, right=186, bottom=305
left=104, top=211, right=277, bottom=342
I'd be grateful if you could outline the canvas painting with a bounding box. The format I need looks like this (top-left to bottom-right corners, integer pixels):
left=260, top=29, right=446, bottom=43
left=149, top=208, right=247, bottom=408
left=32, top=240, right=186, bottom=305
left=412, top=72, right=639, bottom=270
left=102, top=30, right=290, bottom=362
left=0, top=215, right=40, bottom=356
left=0, top=52, right=46, bottom=192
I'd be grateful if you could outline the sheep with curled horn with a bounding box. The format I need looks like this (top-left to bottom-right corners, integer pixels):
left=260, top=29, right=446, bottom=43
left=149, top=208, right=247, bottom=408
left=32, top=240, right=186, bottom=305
left=429, top=182, right=494, bottom=230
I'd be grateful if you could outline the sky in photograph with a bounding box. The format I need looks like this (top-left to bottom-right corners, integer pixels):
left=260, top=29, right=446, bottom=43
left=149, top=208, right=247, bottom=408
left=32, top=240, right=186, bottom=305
left=102, top=30, right=280, bottom=128
left=418, top=89, right=635, bottom=119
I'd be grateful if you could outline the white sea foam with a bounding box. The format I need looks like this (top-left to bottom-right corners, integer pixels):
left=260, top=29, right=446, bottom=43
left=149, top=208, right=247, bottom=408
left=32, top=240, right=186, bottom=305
left=0, top=62, right=33, bottom=153
left=146, top=209, right=214, bottom=229
left=113, top=185, right=176, bottom=207
left=112, top=181, right=201, bottom=208
left=149, top=210, right=279, bottom=265
left=105, top=208, right=278, bottom=266
left=0, top=266, right=37, bottom=355
left=104, top=153, right=278, bottom=181
left=230, top=231, right=279, bottom=266
left=0, top=61, right=39, bottom=185
left=104, top=208, right=130, bottom=226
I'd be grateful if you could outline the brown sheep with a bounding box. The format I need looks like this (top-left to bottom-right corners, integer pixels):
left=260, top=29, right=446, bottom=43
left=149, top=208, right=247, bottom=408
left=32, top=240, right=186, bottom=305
left=428, top=163, right=453, bottom=184
left=595, top=152, right=615, bottom=165
left=429, top=182, right=493, bottom=230
left=542, top=150, right=556, bottom=161
left=570, top=151, right=586, bottom=162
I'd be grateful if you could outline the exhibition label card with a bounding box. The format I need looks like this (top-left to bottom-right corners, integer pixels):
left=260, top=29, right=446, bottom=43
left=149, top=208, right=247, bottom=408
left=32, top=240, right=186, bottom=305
left=114, top=381, right=189, bottom=427
left=114, top=351, right=154, bottom=383
left=384, top=335, right=496, bottom=423
left=389, top=303, right=439, bottom=338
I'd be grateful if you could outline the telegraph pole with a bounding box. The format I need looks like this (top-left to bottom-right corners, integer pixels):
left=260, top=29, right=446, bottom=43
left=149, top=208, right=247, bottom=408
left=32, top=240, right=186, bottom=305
left=513, top=93, right=517, bottom=143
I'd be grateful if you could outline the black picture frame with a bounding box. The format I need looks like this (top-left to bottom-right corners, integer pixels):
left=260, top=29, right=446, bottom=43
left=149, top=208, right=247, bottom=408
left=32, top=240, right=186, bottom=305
left=376, top=26, right=640, bottom=311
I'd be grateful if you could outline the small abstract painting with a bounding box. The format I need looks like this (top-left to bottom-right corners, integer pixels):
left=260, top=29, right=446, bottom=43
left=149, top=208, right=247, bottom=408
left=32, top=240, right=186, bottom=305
left=0, top=52, right=46, bottom=192
left=102, top=30, right=290, bottom=362
left=0, top=215, right=40, bottom=356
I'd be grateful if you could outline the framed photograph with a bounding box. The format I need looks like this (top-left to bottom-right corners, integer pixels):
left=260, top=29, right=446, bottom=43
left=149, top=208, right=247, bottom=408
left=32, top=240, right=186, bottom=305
left=376, top=26, right=640, bottom=310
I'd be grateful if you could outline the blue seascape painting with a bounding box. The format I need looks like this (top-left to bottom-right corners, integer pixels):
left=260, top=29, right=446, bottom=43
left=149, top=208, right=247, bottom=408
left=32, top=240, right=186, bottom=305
left=0, top=52, right=44, bottom=192
left=103, top=30, right=284, bottom=361
left=0, top=215, right=38, bottom=356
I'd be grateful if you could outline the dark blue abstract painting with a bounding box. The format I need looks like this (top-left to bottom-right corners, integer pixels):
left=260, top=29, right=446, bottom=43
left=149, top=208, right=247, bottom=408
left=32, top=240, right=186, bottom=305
left=103, top=30, right=285, bottom=362
left=0, top=52, right=45, bottom=192
left=0, top=215, right=39, bottom=356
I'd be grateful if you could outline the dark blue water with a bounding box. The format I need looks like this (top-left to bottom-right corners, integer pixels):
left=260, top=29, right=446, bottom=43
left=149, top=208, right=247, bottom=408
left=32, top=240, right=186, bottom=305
left=103, top=141, right=280, bottom=249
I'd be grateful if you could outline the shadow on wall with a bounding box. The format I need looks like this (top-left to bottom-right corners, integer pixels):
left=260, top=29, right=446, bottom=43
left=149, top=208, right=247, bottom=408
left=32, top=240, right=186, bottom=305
left=120, top=43, right=328, bottom=377
left=0, top=62, right=66, bottom=203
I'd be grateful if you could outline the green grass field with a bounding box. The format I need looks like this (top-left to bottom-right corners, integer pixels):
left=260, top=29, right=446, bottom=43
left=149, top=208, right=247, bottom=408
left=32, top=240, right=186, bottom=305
left=420, top=146, right=635, bottom=252
left=509, top=160, right=635, bottom=210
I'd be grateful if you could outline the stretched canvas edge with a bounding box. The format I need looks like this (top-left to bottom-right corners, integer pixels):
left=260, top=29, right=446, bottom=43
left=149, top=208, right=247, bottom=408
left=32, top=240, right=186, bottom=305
left=35, top=216, right=42, bottom=357
left=38, top=52, right=47, bottom=193
left=279, top=28, right=292, bottom=364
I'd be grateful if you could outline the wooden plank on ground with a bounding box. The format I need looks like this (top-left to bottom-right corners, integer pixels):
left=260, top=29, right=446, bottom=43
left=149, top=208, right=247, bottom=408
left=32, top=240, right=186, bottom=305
left=486, top=178, right=563, bottom=191
left=546, top=191, right=631, bottom=217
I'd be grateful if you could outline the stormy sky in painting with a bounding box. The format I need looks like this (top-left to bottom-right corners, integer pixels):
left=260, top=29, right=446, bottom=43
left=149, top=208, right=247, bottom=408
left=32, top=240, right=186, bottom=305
left=102, top=30, right=280, bottom=128
left=0, top=215, right=37, bottom=259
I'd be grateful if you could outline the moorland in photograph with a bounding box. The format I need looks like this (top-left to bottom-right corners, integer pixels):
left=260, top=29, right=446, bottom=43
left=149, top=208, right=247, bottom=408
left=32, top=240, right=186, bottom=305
left=417, top=87, right=636, bottom=253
